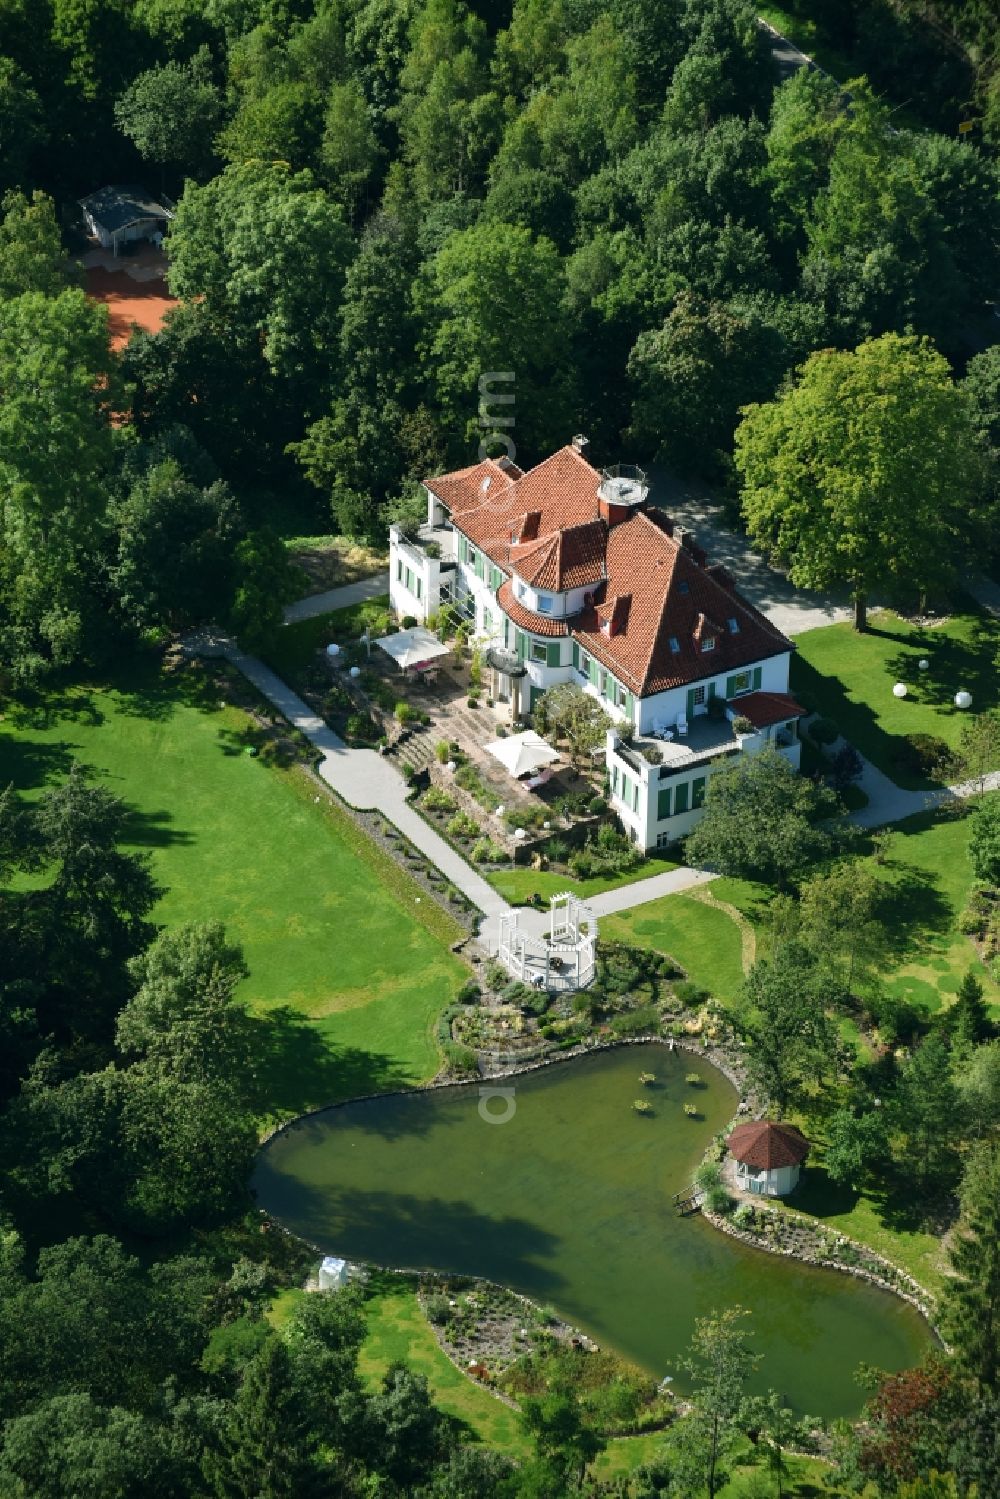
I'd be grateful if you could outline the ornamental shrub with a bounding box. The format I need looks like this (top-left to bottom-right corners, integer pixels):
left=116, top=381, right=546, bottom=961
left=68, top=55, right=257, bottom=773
left=809, top=716, right=838, bottom=745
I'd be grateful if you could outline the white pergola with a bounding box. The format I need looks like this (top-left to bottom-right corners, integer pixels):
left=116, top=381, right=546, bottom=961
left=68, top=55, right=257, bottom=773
left=497, top=892, right=597, bottom=993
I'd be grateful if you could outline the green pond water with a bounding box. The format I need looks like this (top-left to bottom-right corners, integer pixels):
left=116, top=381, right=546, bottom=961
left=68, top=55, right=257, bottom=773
left=254, top=1045, right=929, bottom=1416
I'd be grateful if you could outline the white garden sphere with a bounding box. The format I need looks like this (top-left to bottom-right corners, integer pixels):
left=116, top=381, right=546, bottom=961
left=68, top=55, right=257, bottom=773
left=349, top=665, right=361, bottom=678
left=325, top=643, right=340, bottom=658
left=445, top=760, right=457, bottom=772
left=892, top=682, right=908, bottom=699
left=514, top=828, right=527, bottom=840
left=955, top=690, right=973, bottom=710
left=918, top=658, right=929, bottom=671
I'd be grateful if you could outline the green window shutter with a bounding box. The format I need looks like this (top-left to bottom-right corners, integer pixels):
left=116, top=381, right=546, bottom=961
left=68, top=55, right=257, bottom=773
left=708, top=681, right=717, bottom=700
left=458, top=536, right=467, bottom=564
left=686, top=688, right=696, bottom=718
left=633, top=781, right=640, bottom=812
left=725, top=675, right=737, bottom=698
left=658, top=787, right=671, bottom=820
left=475, top=552, right=484, bottom=580
left=675, top=782, right=689, bottom=814
left=625, top=691, right=634, bottom=720
left=752, top=666, right=762, bottom=690
left=588, top=656, right=597, bottom=685
left=516, top=629, right=527, bottom=661
left=611, top=764, right=619, bottom=793
left=572, top=642, right=580, bottom=670
left=692, top=776, right=706, bottom=808
left=546, top=641, right=560, bottom=668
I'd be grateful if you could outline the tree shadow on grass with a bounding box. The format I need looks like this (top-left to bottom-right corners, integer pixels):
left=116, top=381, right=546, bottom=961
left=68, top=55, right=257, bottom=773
left=4, top=684, right=105, bottom=732
left=252, top=1005, right=424, bottom=1120
left=110, top=656, right=227, bottom=723
left=789, top=656, right=944, bottom=788
left=885, top=620, right=999, bottom=719
left=0, top=734, right=77, bottom=791
left=874, top=861, right=953, bottom=969
left=122, top=807, right=195, bottom=849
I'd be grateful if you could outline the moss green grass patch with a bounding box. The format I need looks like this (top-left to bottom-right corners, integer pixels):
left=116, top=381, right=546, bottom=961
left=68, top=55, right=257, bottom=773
left=791, top=603, right=1000, bottom=789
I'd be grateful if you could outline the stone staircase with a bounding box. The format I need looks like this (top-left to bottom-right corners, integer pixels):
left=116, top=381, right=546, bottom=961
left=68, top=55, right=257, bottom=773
left=386, top=722, right=435, bottom=775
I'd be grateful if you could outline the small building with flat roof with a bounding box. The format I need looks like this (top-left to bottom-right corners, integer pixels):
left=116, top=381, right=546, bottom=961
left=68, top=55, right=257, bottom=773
left=80, top=184, right=173, bottom=255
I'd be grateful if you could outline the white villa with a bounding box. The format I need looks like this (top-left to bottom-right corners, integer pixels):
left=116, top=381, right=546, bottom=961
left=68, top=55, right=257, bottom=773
left=389, top=437, right=805, bottom=852
left=726, top=1121, right=810, bottom=1198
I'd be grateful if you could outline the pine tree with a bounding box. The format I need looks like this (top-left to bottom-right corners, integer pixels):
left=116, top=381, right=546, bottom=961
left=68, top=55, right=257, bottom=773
left=951, top=969, right=992, bottom=1049
left=204, top=1337, right=316, bottom=1499
left=943, top=1142, right=1000, bottom=1391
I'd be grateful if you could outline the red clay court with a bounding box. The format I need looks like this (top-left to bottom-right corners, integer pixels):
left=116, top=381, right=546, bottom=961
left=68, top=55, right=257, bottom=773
left=83, top=247, right=178, bottom=351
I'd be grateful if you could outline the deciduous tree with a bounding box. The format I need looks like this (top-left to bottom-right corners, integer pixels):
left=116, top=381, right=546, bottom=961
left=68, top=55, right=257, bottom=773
left=737, top=333, right=979, bottom=630
left=684, top=745, right=843, bottom=887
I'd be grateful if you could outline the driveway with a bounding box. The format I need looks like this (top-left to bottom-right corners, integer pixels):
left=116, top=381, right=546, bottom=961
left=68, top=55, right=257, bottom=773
left=649, top=466, right=856, bottom=637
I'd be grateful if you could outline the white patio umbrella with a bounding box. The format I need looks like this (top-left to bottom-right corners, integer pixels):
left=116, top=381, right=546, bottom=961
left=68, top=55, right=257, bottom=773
left=375, top=627, right=450, bottom=673
left=485, top=730, right=560, bottom=779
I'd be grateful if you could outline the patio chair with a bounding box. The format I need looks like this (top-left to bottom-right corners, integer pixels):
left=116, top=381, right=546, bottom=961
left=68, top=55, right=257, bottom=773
left=675, top=713, right=689, bottom=737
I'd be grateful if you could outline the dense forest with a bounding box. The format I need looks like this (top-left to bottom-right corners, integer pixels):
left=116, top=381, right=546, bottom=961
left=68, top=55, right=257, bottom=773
left=0, top=0, right=998, bottom=683
left=1, top=0, right=999, bottom=1493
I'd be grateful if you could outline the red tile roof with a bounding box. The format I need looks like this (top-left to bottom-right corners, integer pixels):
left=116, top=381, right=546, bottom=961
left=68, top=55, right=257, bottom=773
left=424, top=447, right=793, bottom=698
left=731, top=691, right=806, bottom=729
left=573, top=510, right=790, bottom=696
left=424, top=458, right=518, bottom=517
left=497, top=580, right=570, bottom=637
left=727, top=1121, right=809, bottom=1170
left=428, top=445, right=604, bottom=567
left=509, top=520, right=607, bottom=592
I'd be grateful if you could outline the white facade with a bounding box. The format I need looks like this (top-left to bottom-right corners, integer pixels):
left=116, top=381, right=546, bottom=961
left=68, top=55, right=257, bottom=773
left=389, top=487, right=802, bottom=852
left=734, top=1161, right=802, bottom=1197
left=606, top=699, right=802, bottom=852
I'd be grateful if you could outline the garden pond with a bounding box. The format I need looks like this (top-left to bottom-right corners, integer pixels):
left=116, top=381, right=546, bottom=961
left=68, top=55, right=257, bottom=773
left=254, top=1045, right=930, bottom=1417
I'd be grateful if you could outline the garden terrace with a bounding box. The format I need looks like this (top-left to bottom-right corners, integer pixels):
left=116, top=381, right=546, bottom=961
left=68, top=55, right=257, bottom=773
left=618, top=716, right=743, bottom=776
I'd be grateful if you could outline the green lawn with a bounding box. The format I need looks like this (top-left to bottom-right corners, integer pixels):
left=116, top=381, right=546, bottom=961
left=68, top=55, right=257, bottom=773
left=487, top=854, right=680, bottom=906
left=791, top=603, right=1000, bottom=789
left=267, top=598, right=392, bottom=684
left=879, top=807, right=1000, bottom=1016
left=0, top=658, right=465, bottom=1121
left=601, top=889, right=748, bottom=1002
left=358, top=1285, right=532, bottom=1457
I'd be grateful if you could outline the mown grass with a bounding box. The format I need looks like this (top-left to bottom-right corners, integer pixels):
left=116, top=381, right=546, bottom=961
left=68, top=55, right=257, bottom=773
left=357, top=1285, right=532, bottom=1457
left=487, top=854, right=680, bottom=906
left=601, top=889, right=747, bottom=1002
left=0, top=657, right=465, bottom=1121
left=791, top=602, right=1000, bottom=789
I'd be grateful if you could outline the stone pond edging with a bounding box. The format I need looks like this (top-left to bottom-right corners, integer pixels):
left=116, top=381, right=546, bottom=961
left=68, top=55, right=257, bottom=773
left=256, top=1032, right=941, bottom=1414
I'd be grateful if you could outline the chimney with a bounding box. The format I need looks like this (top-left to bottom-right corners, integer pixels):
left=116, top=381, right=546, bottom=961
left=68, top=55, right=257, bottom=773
left=571, top=434, right=590, bottom=456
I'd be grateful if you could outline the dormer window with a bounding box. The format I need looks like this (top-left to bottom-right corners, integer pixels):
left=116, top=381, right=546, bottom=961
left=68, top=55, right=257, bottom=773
left=537, top=593, right=552, bottom=614
left=668, top=636, right=680, bottom=653
left=702, top=637, right=716, bottom=652
left=601, top=619, right=610, bottom=636
left=510, top=530, right=519, bottom=544
left=727, top=617, right=740, bottom=634
left=516, top=579, right=527, bottom=600
left=481, top=477, right=491, bottom=492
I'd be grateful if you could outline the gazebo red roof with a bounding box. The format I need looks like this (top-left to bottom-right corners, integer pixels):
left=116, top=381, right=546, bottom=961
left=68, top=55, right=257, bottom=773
left=727, top=1120, right=810, bottom=1169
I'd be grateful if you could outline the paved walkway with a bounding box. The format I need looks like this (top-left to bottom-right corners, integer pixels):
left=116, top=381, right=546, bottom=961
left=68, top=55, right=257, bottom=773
left=283, top=573, right=390, bottom=625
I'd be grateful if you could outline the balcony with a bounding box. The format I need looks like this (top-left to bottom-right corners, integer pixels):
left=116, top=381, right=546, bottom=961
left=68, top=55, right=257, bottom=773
left=617, top=717, right=744, bottom=780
